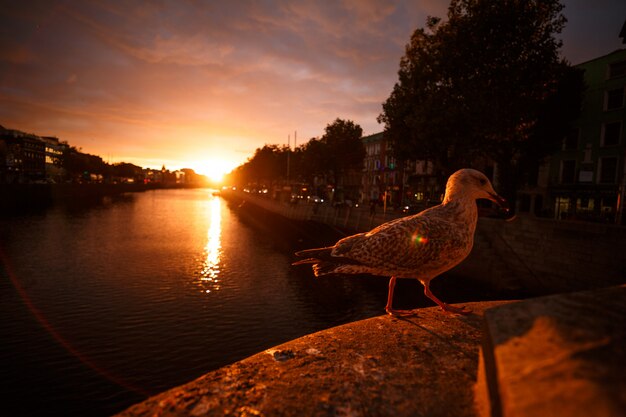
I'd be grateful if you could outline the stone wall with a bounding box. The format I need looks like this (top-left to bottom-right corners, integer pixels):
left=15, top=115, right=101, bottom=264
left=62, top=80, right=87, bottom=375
left=456, top=215, right=626, bottom=295
left=224, top=191, right=626, bottom=296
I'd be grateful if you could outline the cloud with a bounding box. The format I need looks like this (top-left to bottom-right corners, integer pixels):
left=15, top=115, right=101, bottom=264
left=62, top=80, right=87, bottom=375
left=1, top=0, right=622, bottom=171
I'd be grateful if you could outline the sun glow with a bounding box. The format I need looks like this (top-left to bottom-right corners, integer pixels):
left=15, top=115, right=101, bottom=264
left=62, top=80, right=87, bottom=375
left=191, top=158, right=236, bottom=184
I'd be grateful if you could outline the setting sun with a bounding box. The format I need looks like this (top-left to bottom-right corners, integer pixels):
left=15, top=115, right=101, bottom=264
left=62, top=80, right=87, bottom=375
left=192, top=158, right=236, bottom=183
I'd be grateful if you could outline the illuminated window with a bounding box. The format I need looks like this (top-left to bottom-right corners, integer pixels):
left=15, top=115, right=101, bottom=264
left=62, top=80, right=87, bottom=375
left=576, top=197, right=594, bottom=212
left=555, top=196, right=570, bottom=220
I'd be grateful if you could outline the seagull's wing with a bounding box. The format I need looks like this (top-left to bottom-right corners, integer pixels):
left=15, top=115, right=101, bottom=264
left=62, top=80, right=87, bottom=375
left=333, top=209, right=469, bottom=273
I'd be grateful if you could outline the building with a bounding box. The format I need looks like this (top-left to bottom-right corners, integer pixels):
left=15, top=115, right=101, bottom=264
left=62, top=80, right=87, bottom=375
left=547, top=49, right=626, bottom=224
left=361, top=132, right=438, bottom=210
left=361, top=132, right=402, bottom=205
left=41, top=136, right=68, bottom=183
left=0, top=126, right=46, bottom=183
left=361, top=132, right=396, bottom=204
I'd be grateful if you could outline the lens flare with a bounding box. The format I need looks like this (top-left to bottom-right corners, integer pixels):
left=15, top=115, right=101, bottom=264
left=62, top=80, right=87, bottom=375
left=412, top=232, right=428, bottom=245
left=0, top=245, right=150, bottom=397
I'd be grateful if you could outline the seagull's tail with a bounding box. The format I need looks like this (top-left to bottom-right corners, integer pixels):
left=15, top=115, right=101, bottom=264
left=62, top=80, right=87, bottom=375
left=292, top=247, right=338, bottom=277
left=293, top=247, right=364, bottom=277
left=292, top=258, right=338, bottom=277
left=291, top=258, right=318, bottom=266
left=312, top=262, right=341, bottom=276
left=296, top=247, right=333, bottom=263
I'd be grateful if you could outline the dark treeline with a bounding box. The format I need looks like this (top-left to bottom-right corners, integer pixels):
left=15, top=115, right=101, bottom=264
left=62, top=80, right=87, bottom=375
left=62, top=146, right=206, bottom=185
left=227, top=118, right=365, bottom=200
left=64, top=146, right=144, bottom=182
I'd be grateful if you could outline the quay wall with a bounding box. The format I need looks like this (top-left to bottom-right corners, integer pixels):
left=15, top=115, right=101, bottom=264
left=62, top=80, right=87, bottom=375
left=223, top=190, right=626, bottom=296
left=0, top=182, right=206, bottom=213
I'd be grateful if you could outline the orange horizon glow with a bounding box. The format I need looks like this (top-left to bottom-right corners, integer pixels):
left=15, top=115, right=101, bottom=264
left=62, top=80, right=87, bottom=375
left=189, top=158, right=238, bottom=183
left=107, top=146, right=244, bottom=183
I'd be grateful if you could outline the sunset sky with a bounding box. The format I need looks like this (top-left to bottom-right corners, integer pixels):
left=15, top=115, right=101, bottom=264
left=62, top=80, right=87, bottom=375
left=1, top=1, right=625, bottom=179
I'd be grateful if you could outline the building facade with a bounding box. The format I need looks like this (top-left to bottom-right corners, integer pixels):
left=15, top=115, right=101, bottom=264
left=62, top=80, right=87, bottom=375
left=0, top=126, right=46, bottom=183
left=41, top=136, right=68, bottom=183
left=361, top=132, right=438, bottom=210
left=361, top=132, right=401, bottom=205
left=547, top=49, right=626, bottom=224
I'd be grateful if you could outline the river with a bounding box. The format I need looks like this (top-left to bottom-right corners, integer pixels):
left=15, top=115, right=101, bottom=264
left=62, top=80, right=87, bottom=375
left=0, top=188, right=502, bottom=416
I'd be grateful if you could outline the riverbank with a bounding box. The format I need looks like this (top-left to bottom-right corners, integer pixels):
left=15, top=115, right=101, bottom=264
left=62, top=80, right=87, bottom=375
left=221, top=189, right=626, bottom=297
left=0, top=182, right=209, bottom=214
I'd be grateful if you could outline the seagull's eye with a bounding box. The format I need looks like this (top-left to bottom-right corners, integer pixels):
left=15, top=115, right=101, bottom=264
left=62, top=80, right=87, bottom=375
left=479, top=178, right=487, bottom=186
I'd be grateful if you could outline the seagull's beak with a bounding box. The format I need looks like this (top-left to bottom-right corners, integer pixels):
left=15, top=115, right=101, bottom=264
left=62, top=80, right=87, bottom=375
left=488, top=192, right=509, bottom=213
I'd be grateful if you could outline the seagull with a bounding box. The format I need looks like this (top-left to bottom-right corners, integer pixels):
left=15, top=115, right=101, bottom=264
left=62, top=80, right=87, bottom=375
left=292, top=168, right=509, bottom=315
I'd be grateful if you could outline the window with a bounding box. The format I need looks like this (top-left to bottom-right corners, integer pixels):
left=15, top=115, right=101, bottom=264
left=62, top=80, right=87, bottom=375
left=608, top=60, right=626, bottom=79
left=598, top=157, right=618, bottom=183
left=583, top=144, right=592, bottom=163
left=563, top=128, right=579, bottom=150
left=555, top=196, right=570, bottom=220
left=576, top=197, right=595, bottom=213
left=602, top=122, right=621, bottom=146
left=605, top=88, right=624, bottom=110
left=519, top=194, right=531, bottom=212
left=560, top=160, right=576, bottom=184
left=579, top=170, right=593, bottom=182
left=527, top=165, right=538, bottom=186
left=601, top=195, right=617, bottom=213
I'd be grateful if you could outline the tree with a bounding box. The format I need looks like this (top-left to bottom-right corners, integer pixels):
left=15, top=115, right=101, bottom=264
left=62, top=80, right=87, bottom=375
left=295, top=137, right=330, bottom=185
left=111, top=162, right=144, bottom=182
left=63, top=147, right=108, bottom=181
left=520, top=65, right=585, bottom=184
left=320, top=118, right=364, bottom=191
left=228, top=144, right=291, bottom=187
left=379, top=0, right=582, bottom=202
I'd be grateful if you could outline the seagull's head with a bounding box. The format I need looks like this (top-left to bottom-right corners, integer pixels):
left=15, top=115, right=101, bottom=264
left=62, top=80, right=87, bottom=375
left=446, top=169, right=509, bottom=212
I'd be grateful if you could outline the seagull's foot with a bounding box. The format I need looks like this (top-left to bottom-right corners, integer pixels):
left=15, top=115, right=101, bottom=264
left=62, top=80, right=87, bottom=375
left=385, top=308, right=417, bottom=317
left=440, top=303, right=472, bottom=315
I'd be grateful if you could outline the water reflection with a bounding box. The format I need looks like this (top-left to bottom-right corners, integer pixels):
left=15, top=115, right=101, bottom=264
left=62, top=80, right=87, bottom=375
left=198, top=197, right=222, bottom=293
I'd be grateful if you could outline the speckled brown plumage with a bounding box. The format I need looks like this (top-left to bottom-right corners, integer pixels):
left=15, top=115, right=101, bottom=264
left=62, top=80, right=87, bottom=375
left=293, top=168, right=508, bottom=315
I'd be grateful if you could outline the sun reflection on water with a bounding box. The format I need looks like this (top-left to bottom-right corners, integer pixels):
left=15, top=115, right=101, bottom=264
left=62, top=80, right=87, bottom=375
left=199, top=196, right=222, bottom=293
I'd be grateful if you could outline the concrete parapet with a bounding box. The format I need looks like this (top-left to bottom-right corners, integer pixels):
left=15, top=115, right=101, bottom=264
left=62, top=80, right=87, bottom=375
left=115, top=285, right=626, bottom=417
left=114, top=300, right=509, bottom=417
left=477, top=284, right=626, bottom=417
left=225, top=190, right=626, bottom=296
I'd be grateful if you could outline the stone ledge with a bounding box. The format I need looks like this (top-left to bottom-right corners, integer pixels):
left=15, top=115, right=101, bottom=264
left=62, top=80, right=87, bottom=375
left=478, top=284, right=626, bottom=417
left=114, top=300, right=510, bottom=417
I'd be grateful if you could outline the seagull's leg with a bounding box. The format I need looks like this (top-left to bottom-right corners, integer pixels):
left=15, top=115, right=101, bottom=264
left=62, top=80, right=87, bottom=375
left=385, top=276, right=396, bottom=315
left=423, top=281, right=471, bottom=315
left=385, top=276, right=415, bottom=316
